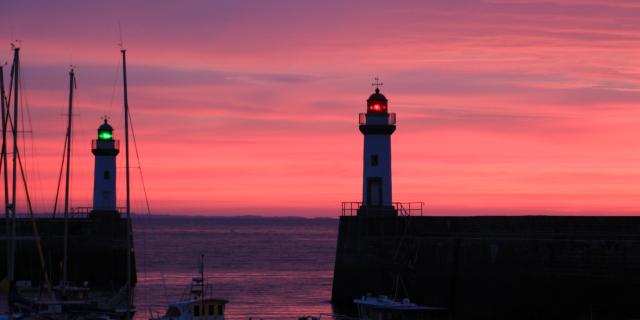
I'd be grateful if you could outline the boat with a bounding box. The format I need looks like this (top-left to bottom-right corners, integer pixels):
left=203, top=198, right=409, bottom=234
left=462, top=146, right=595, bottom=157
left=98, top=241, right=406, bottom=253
left=296, top=294, right=447, bottom=320
left=353, top=295, right=447, bottom=320
left=8, top=65, right=101, bottom=320
left=149, top=255, right=228, bottom=320
left=2, top=45, right=136, bottom=320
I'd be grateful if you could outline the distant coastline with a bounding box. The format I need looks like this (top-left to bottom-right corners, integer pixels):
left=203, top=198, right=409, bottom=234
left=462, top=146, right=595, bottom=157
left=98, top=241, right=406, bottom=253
left=130, top=214, right=338, bottom=220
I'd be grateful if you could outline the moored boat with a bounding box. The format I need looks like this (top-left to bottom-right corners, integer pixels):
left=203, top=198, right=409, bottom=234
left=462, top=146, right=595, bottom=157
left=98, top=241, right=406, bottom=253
left=353, top=295, right=447, bottom=320
left=2, top=45, right=138, bottom=320
left=150, top=255, right=228, bottom=320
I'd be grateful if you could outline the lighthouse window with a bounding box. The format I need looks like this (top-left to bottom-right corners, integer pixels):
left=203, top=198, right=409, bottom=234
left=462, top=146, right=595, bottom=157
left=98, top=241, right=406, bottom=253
left=209, top=305, right=215, bottom=315
left=371, top=155, right=379, bottom=166
left=193, top=305, right=200, bottom=316
left=103, top=170, right=110, bottom=180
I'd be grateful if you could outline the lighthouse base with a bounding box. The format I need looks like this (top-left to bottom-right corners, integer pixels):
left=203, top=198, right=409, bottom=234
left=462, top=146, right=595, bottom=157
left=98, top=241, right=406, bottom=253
left=89, top=209, right=120, bottom=220
left=357, top=206, right=397, bottom=216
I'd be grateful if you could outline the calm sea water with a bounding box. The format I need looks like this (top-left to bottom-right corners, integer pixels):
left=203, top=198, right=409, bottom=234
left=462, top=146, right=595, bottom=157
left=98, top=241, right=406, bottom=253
left=133, top=216, right=338, bottom=320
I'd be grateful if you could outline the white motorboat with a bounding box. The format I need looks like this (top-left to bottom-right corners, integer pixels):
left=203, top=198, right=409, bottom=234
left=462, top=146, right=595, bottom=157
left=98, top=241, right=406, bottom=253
left=353, top=295, right=447, bottom=320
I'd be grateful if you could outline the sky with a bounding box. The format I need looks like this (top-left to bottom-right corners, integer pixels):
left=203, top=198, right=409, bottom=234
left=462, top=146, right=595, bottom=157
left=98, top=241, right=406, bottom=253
left=1, top=0, right=640, bottom=216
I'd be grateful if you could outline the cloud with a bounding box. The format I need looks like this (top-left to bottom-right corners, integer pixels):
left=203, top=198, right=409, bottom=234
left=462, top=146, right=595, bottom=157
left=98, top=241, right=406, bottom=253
left=3, top=0, right=640, bottom=215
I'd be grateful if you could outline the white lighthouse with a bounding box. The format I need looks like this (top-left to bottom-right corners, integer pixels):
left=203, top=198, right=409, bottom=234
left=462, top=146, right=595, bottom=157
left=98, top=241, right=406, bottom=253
left=358, top=81, right=397, bottom=216
left=91, top=119, right=119, bottom=214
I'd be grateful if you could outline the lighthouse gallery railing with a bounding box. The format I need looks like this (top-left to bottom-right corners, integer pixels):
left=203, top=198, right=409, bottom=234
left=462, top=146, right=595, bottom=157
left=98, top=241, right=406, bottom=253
left=92, top=139, right=120, bottom=150
left=341, top=201, right=424, bottom=216
left=359, top=113, right=396, bottom=125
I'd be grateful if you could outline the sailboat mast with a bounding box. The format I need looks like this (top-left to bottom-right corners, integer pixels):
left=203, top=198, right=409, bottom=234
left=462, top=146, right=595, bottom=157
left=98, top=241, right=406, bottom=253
left=1, top=64, right=10, bottom=313
left=62, top=68, right=75, bottom=290
left=8, top=47, right=20, bottom=287
left=121, top=48, right=132, bottom=320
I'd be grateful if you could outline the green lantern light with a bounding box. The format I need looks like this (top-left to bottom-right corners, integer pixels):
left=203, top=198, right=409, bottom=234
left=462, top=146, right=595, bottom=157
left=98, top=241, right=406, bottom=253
left=99, top=131, right=113, bottom=140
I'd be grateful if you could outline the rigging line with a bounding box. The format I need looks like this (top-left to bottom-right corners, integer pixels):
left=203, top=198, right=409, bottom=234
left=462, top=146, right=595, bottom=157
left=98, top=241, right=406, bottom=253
left=21, top=70, right=45, bottom=214
left=128, top=113, right=152, bottom=217
left=52, top=76, right=80, bottom=219
left=129, top=110, right=171, bottom=306
left=9, top=50, right=19, bottom=289
left=1, top=65, right=9, bottom=303
left=17, top=143, right=53, bottom=297
left=52, top=75, right=75, bottom=218
left=393, top=273, right=400, bottom=301
left=122, top=48, right=132, bottom=320
left=6, top=62, right=13, bottom=108
left=18, top=67, right=40, bottom=214
left=1, top=65, right=7, bottom=176
left=109, top=58, right=121, bottom=113
left=62, top=68, right=74, bottom=291
left=5, top=109, right=54, bottom=298
left=19, top=75, right=27, bottom=194
left=51, top=136, right=67, bottom=218
left=69, top=70, right=81, bottom=210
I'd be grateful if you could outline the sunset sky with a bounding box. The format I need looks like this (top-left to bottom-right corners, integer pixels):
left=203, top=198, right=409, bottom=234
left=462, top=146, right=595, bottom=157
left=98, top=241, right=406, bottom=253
left=2, top=0, right=640, bottom=216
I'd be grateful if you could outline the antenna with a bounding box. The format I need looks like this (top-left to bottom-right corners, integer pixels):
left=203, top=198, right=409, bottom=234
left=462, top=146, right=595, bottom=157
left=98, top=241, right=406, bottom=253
left=9, top=26, right=21, bottom=50
left=117, top=21, right=125, bottom=50
left=10, top=40, right=22, bottom=50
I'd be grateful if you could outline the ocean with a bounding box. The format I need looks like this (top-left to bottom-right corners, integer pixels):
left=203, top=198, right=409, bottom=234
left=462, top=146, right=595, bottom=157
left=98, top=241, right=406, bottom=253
left=133, top=216, right=339, bottom=320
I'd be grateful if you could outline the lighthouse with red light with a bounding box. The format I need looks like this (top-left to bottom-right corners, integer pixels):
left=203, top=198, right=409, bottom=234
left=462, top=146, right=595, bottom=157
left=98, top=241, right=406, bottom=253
left=91, top=119, right=120, bottom=215
left=358, top=79, right=397, bottom=216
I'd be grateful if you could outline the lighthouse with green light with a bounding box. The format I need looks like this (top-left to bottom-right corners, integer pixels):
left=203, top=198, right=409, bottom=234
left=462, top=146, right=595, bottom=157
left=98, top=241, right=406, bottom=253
left=92, top=119, right=119, bottom=214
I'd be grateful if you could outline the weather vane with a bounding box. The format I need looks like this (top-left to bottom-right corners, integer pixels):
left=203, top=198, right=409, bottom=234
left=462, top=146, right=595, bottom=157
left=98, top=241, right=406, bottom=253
left=102, top=115, right=111, bottom=123
left=371, top=77, right=383, bottom=90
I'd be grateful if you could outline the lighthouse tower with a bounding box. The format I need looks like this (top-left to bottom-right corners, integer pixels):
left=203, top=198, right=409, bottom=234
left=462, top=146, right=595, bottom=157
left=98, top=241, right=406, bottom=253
left=358, top=80, right=397, bottom=216
left=91, top=119, right=120, bottom=215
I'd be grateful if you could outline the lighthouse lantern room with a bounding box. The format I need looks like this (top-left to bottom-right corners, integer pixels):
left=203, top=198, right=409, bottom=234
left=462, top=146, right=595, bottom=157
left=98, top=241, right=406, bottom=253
left=91, top=119, right=120, bottom=215
left=358, top=79, right=397, bottom=216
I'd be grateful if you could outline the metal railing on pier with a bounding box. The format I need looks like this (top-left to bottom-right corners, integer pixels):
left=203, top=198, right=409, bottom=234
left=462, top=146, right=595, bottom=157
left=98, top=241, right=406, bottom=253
left=395, top=202, right=424, bottom=216
left=341, top=201, right=424, bottom=216
left=70, top=206, right=126, bottom=217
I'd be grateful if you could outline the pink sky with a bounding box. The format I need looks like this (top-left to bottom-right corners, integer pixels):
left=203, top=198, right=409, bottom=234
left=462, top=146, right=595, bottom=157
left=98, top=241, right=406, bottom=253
left=2, top=0, right=640, bottom=216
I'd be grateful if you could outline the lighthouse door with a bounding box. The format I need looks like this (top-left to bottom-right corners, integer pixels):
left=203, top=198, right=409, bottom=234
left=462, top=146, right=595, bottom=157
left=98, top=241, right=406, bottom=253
left=367, top=177, right=383, bottom=207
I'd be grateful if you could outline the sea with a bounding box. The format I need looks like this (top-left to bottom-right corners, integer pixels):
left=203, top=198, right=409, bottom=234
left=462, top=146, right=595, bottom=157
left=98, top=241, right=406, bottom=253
left=133, top=216, right=339, bottom=320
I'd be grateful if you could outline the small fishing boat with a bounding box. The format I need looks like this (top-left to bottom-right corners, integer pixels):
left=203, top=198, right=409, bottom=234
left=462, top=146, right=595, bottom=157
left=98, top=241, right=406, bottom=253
left=353, top=295, right=447, bottom=320
left=296, top=295, right=446, bottom=320
left=150, top=255, right=228, bottom=320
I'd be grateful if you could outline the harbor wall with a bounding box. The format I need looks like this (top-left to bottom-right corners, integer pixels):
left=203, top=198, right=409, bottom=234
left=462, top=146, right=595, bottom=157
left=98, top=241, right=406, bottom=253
left=331, top=216, right=640, bottom=320
left=0, top=216, right=136, bottom=291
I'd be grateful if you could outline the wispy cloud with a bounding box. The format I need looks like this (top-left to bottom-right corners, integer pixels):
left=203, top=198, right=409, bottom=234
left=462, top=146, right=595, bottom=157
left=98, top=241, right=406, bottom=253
left=2, top=0, right=640, bottom=215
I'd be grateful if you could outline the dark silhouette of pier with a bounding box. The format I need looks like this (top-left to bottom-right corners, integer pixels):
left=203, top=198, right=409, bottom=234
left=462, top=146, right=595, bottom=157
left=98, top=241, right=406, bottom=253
left=0, top=216, right=136, bottom=291
left=332, top=215, right=640, bottom=320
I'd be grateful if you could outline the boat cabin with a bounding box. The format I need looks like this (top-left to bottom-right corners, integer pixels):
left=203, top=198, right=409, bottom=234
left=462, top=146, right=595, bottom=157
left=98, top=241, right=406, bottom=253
left=353, top=295, right=447, bottom=320
left=162, top=298, right=228, bottom=320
